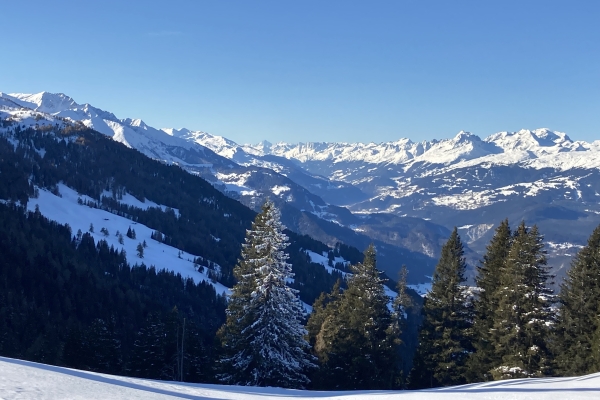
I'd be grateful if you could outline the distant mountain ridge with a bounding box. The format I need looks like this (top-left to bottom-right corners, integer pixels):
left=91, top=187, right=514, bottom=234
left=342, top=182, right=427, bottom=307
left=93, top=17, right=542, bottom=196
left=4, top=90, right=599, bottom=284
left=0, top=91, right=444, bottom=282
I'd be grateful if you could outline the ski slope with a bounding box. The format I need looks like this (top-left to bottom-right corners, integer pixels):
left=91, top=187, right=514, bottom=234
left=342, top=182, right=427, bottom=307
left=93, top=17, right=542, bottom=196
left=1, top=357, right=599, bottom=400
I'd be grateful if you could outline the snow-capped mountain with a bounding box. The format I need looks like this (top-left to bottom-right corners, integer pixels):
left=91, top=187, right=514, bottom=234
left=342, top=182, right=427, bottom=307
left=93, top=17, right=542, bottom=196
left=4, top=90, right=598, bottom=283
left=1, top=91, right=444, bottom=282
left=171, top=127, right=600, bottom=280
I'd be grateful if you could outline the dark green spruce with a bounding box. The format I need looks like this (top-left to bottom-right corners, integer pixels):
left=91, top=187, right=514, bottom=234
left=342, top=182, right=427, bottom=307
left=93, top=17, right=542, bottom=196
left=310, top=245, right=400, bottom=390
left=409, top=228, right=473, bottom=388
left=554, top=224, right=600, bottom=375
left=468, top=219, right=512, bottom=382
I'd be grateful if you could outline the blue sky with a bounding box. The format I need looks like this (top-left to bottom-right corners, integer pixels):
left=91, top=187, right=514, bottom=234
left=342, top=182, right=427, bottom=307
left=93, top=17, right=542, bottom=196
left=2, top=1, right=598, bottom=144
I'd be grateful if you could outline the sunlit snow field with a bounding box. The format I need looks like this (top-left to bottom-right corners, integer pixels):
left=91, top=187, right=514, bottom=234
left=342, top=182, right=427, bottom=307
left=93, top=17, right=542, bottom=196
left=1, top=357, right=599, bottom=400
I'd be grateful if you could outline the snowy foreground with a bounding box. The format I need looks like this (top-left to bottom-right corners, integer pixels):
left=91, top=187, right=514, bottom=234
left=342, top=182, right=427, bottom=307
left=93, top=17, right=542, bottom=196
left=1, top=357, right=599, bottom=400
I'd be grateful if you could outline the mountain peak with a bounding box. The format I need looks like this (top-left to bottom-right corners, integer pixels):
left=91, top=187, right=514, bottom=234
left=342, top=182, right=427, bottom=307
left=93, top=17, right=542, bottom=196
left=6, top=91, right=79, bottom=114
left=123, top=118, right=148, bottom=129
left=256, top=140, right=272, bottom=153
left=162, top=127, right=191, bottom=137
left=486, top=128, right=573, bottom=153
left=453, top=131, right=481, bottom=143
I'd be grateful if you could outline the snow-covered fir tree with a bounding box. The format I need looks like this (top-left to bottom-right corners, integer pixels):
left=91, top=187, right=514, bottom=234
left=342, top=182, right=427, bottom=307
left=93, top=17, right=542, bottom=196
left=218, top=200, right=315, bottom=388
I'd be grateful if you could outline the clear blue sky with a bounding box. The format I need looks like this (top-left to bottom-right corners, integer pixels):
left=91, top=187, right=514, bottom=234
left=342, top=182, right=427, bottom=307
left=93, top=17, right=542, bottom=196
left=2, top=1, right=599, bottom=144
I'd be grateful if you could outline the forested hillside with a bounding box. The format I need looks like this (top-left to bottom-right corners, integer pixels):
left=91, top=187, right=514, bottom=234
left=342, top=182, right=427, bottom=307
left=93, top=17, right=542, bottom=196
left=0, top=122, right=344, bottom=300
left=0, top=119, right=377, bottom=380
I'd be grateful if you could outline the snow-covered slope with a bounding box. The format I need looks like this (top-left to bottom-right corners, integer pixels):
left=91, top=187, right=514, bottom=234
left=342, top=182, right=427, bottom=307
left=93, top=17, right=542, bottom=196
left=2, top=356, right=600, bottom=399
left=0, top=92, right=234, bottom=179
left=24, top=183, right=230, bottom=296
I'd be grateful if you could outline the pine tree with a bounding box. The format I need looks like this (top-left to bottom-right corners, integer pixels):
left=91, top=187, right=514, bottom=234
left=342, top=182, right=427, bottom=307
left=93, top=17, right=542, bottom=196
left=592, top=316, right=600, bottom=371
left=218, top=200, right=314, bottom=388
left=490, top=222, right=554, bottom=379
left=394, top=265, right=412, bottom=334
left=468, top=220, right=511, bottom=382
left=182, top=320, right=211, bottom=383
left=63, top=325, right=88, bottom=370
left=87, top=318, right=121, bottom=373
left=409, top=228, right=473, bottom=388
left=393, top=265, right=413, bottom=386
left=306, top=279, right=342, bottom=349
left=312, top=245, right=399, bottom=390
left=136, top=242, right=144, bottom=258
left=130, top=313, right=166, bottom=379
left=554, top=224, right=600, bottom=375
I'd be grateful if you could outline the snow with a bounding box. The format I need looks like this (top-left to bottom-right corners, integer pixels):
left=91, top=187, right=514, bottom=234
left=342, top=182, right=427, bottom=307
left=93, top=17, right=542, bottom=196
left=102, top=190, right=180, bottom=217
left=271, top=185, right=291, bottom=196
left=25, top=183, right=229, bottom=296
left=306, top=250, right=349, bottom=276
left=457, top=224, right=495, bottom=243
left=407, top=282, right=432, bottom=297
left=215, top=172, right=254, bottom=194
left=430, top=176, right=586, bottom=211
left=2, top=356, right=600, bottom=399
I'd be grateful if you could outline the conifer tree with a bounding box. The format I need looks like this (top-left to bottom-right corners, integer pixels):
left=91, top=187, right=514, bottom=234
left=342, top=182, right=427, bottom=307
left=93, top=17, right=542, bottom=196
left=306, top=279, right=342, bottom=349
left=218, top=200, right=314, bottom=388
left=307, top=280, right=344, bottom=389
left=592, top=316, right=600, bottom=371
left=490, top=222, right=554, bottom=379
left=130, top=313, right=166, bottom=379
left=87, top=318, right=121, bottom=373
left=136, top=242, right=144, bottom=258
left=394, top=265, right=412, bottom=334
left=554, top=224, right=600, bottom=375
left=468, top=220, right=511, bottom=382
left=393, top=265, right=413, bottom=386
left=312, top=245, right=399, bottom=390
left=409, top=228, right=473, bottom=388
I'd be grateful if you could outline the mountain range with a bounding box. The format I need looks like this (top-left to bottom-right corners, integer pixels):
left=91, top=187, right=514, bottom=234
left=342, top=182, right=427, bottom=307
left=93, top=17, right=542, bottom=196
left=3, top=91, right=599, bottom=283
